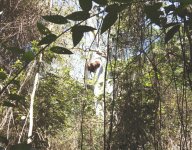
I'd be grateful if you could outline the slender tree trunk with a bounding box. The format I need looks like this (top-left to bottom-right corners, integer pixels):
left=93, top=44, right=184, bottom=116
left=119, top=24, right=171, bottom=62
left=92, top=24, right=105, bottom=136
left=27, top=71, right=39, bottom=143
left=27, top=53, right=42, bottom=144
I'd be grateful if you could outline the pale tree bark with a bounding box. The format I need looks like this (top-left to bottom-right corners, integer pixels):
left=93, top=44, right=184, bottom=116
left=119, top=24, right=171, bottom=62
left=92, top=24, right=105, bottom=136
left=27, top=53, right=42, bottom=144
left=18, top=60, right=37, bottom=93
left=17, top=60, right=36, bottom=143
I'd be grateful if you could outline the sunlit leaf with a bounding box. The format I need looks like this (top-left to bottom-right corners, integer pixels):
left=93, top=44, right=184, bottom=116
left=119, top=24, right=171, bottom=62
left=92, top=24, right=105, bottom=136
left=37, top=22, right=51, bottom=35
left=101, top=12, right=118, bottom=34
left=22, top=51, right=35, bottom=63
left=71, top=26, right=84, bottom=47
left=165, top=24, right=180, bottom=44
left=93, top=0, right=108, bottom=6
left=38, top=34, right=57, bottom=46
left=66, top=11, right=90, bottom=21
left=79, top=0, right=92, bottom=11
left=42, top=15, right=68, bottom=24
left=50, top=46, right=73, bottom=54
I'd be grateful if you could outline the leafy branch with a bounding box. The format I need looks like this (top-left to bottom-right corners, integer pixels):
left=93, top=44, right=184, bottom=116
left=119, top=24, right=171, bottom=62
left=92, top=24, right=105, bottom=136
left=0, top=1, right=130, bottom=96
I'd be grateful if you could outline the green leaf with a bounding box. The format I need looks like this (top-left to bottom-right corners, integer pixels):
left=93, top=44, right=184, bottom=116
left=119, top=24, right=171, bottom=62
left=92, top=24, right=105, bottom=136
left=10, top=143, right=32, bottom=150
left=50, top=46, right=73, bottom=54
left=22, top=51, right=35, bottom=63
left=78, top=25, right=96, bottom=32
left=71, top=25, right=95, bottom=47
left=37, top=22, right=51, bottom=35
left=101, top=12, right=118, bottom=34
left=105, top=4, right=128, bottom=13
left=6, top=47, right=25, bottom=54
left=93, top=0, right=108, bottom=6
left=106, top=4, right=119, bottom=12
left=0, top=71, right=7, bottom=80
left=165, top=24, right=180, bottom=44
left=38, top=34, right=57, bottom=46
left=79, top=0, right=92, bottom=11
left=71, top=26, right=84, bottom=47
left=66, top=11, right=90, bottom=21
left=3, top=101, right=15, bottom=107
left=42, top=15, right=68, bottom=24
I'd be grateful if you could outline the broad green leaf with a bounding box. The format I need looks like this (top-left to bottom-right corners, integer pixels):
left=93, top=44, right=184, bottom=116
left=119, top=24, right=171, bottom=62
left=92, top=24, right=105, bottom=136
left=22, top=51, right=35, bottom=63
left=71, top=25, right=96, bottom=46
left=6, top=47, right=25, bottom=54
left=10, top=143, right=32, bottom=150
left=3, top=101, right=15, bottom=107
left=93, top=0, right=108, bottom=6
left=78, top=25, right=96, bottom=32
left=165, top=24, right=180, bottom=44
left=101, top=12, right=118, bottom=34
left=50, top=46, right=73, bottom=54
left=105, top=3, right=128, bottom=13
left=71, top=26, right=84, bottom=47
left=37, top=22, right=51, bottom=35
left=66, top=11, right=90, bottom=21
left=0, top=70, right=7, bottom=80
left=38, top=34, right=57, bottom=46
left=79, top=0, right=92, bottom=11
left=106, top=4, right=119, bottom=12
left=42, top=15, right=68, bottom=24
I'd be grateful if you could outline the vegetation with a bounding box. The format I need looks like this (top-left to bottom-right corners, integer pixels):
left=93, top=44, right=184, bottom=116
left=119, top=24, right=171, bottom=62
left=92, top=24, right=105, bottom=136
left=0, top=0, right=192, bottom=149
